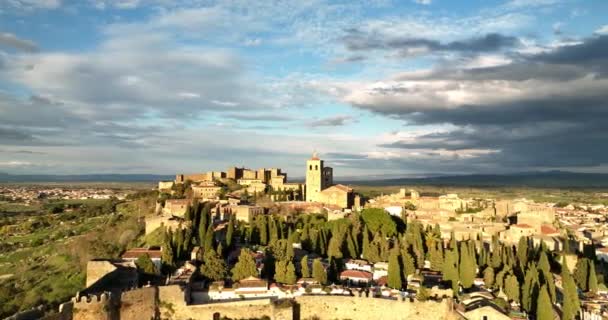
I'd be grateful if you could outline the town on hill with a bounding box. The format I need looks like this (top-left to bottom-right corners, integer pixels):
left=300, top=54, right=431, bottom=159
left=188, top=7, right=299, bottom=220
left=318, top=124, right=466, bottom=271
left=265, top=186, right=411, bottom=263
left=3, top=153, right=608, bottom=320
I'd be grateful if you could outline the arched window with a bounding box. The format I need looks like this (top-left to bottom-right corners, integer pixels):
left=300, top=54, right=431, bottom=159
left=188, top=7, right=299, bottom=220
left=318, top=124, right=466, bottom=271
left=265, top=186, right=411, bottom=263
left=315, top=165, right=318, bottom=170
left=309, top=165, right=312, bottom=170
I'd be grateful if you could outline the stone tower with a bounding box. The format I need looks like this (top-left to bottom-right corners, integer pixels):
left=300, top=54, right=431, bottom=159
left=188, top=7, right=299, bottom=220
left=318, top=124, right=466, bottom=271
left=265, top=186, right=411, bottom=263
left=306, top=151, right=330, bottom=202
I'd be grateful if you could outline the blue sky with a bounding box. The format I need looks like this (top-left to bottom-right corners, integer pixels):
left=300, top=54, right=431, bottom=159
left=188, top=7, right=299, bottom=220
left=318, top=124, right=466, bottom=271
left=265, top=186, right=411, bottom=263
left=0, top=0, right=607, bottom=177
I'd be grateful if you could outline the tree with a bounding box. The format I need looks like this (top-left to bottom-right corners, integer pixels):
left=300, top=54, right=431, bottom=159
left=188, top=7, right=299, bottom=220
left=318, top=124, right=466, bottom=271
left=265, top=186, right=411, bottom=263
left=274, top=260, right=286, bottom=283
left=536, top=285, right=554, bottom=320
left=483, top=267, right=495, bottom=289
left=401, top=249, right=416, bottom=277
left=361, top=208, right=397, bottom=236
left=388, top=248, right=403, bottom=289
left=200, top=250, right=227, bottom=281
left=284, top=261, right=297, bottom=285
left=536, top=284, right=553, bottom=320
left=459, top=242, right=476, bottom=289
left=417, top=285, right=430, bottom=301
left=231, top=249, right=258, bottom=281
left=522, top=265, right=539, bottom=313
left=504, top=273, right=520, bottom=303
left=226, top=216, right=235, bottom=248
left=443, top=246, right=459, bottom=294
left=561, top=256, right=581, bottom=320
left=573, top=258, right=589, bottom=291
left=589, top=261, right=599, bottom=293
left=301, top=255, right=310, bottom=278
left=312, top=258, right=327, bottom=285
left=135, top=253, right=158, bottom=275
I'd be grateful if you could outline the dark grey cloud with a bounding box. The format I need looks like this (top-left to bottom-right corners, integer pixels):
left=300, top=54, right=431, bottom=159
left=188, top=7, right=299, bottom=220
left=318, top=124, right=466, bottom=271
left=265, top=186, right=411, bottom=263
left=0, top=32, right=38, bottom=52
left=343, top=34, right=608, bottom=171
left=343, top=30, right=520, bottom=55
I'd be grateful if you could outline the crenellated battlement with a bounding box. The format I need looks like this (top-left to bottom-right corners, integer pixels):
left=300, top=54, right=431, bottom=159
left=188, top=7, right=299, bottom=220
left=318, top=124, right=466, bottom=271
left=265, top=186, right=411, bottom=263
left=71, top=291, right=111, bottom=304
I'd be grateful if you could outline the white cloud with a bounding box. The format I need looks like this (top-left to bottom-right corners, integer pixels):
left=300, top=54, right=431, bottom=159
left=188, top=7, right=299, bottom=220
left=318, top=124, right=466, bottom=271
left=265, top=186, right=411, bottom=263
left=413, top=0, right=432, bottom=5
left=595, top=25, right=608, bottom=35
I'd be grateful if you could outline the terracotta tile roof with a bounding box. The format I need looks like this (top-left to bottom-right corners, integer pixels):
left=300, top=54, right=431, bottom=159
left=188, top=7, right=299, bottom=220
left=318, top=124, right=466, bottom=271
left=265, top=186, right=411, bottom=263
left=340, top=270, right=373, bottom=280
left=514, top=223, right=533, bottom=228
left=541, top=224, right=559, bottom=235
left=122, top=248, right=162, bottom=259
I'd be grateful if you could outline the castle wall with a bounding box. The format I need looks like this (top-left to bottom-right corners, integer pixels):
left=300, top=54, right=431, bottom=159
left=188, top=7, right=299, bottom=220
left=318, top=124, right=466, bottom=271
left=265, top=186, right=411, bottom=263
left=120, top=287, right=157, bottom=320
left=158, top=293, right=457, bottom=320
left=294, top=296, right=456, bottom=320
left=86, top=261, right=117, bottom=288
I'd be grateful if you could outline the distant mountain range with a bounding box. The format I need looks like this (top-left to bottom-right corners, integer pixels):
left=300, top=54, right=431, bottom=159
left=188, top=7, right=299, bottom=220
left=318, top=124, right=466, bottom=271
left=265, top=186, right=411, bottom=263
left=1, top=171, right=607, bottom=187
left=0, top=172, right=172, bottom=183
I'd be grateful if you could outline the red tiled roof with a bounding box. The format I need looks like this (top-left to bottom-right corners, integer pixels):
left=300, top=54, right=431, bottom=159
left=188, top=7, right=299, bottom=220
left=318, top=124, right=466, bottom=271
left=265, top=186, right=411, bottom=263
left=122, top=248, right=162, bottom=259
left=340, top=270, right=373, bottom=280
left=514, top=223, right=533, bottom=228
left=541, top=224, right=559, bottom=235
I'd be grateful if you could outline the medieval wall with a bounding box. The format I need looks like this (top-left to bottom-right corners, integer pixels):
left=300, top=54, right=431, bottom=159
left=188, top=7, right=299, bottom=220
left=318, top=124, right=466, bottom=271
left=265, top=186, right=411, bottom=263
left=159, top=292, right=458, bottom=320
left=294, top=296, right=457, bottom=320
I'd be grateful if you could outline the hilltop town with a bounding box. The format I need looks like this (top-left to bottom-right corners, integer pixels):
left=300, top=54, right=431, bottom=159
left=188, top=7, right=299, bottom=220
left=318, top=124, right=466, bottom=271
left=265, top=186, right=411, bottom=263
left=3, top=154, right=608, bottom=320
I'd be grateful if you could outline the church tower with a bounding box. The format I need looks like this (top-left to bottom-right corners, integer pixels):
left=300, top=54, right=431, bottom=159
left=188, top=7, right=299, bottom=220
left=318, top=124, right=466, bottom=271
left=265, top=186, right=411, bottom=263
left=305, top=151, right=323, bottom=202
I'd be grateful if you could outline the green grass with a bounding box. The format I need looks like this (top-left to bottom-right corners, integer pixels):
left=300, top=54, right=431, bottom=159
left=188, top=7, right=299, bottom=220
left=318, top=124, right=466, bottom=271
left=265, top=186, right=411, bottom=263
left=0, top=202, right=41, bottom=214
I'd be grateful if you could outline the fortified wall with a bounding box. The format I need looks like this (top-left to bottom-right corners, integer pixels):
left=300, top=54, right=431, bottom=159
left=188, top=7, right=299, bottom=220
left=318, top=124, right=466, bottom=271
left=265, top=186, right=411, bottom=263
left=158, top=289, right=458, bottom=320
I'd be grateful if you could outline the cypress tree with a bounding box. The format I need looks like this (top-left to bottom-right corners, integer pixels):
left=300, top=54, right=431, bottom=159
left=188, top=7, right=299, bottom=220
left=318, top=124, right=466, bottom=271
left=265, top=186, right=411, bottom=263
left=504, top=273, right=520, bottom=303
left=258, top=215, right=268, bottom=245
left=301, top=255, right=310, bottom=278
left=573, top=258, right=589, bottom=291
left=285, top=261, right=297, bottom=285
left=312, top=258, right=327, bottom=285
left=362, top=226, right=370, bottom=260
left=402, top=249, right=416, bottom=277
left=443, top=246, right=459, bottom=294
left=483, top=267, right=495, bottom=289
left=204, top=223, right=214, bottom=254
left=536, top=284, right=553, bottom=320
left=459, top=242, right=476, bottom=289
left=589, top=261, right=599, bottom=293
left=522, top=264, right=540, bottom=313
left=388, top=248, right=403, bottom=289
left=274, top=260, right=286, bottom=283
left=200, top=250, right=227, bottom=281
left=226, top=215, right=235, bottom=248
left=231, top=249, right=258, bottom=281
left=327, top=231, right=344, bottom=259
left=562, top=256, right=581, bottom=320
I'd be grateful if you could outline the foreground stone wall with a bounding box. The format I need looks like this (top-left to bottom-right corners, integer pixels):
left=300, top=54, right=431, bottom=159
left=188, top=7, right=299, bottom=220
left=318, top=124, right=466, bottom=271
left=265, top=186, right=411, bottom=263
left=294, top=296, right=456, bottom=320
left=161, top=294, right=457, bottom=320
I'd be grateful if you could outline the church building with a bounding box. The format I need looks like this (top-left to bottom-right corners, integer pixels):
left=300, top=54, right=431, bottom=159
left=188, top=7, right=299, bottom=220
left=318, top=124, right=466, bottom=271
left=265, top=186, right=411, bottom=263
left=305, top=152, right=357, bottom=209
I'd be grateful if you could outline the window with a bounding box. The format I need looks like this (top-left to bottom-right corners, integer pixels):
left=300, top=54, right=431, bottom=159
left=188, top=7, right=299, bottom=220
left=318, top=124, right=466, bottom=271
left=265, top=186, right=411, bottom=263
left=309, top=165, right=312, bottom=170
left=482, top=316, right=488, bottom=320
left=315, top=165, right=318, bottom=170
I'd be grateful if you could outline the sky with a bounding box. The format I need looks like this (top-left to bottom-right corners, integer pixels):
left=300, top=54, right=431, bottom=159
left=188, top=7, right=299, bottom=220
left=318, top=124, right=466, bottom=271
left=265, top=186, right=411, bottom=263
left=0, top=0, right=607, bottom=177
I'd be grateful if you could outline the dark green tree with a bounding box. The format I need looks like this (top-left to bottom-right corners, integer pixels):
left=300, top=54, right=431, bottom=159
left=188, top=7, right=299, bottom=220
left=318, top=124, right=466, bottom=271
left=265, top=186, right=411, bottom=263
left=285, top=261, right=297, bottom=285
left=231, top=248, right=258, bottom=281
left=561, top=256, right=580, bottom=320
left=483, top=267, right=495, bottom=289
left=200, top=250, right=227, bottom=281
left=313, top=258, right=327, bottom=285
left=504, top=273, right=520, bottom=303
left=459, top=242, right=476, bottom=289
left=536, top=284, right=553, bottom=320
left=388, top=248, right=403, bottom=289
left=135, top=253, right=158, bottom=275
left=301, top=255, right=310, bottom=278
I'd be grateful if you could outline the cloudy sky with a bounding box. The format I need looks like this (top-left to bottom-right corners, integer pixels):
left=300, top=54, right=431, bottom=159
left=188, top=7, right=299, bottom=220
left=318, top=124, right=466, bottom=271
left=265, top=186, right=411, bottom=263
left=0, top=0, right=607, bottom=177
